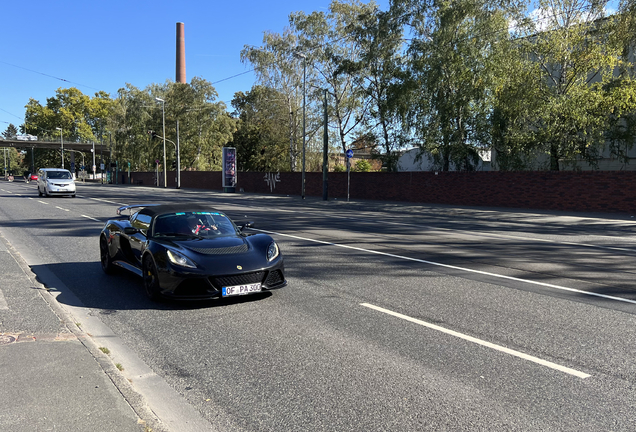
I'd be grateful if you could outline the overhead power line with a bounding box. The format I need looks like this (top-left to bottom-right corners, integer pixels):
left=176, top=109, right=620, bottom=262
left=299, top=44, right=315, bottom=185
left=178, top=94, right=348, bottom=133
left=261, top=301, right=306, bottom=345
left=0, top=61, right=102, bottom=92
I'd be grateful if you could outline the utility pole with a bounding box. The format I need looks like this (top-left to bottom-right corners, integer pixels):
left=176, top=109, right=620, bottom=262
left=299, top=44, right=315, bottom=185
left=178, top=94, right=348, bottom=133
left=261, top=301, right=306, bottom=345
left=176, top=120, right=181, bottom=189
left=322, top=89, right=328, bottom=201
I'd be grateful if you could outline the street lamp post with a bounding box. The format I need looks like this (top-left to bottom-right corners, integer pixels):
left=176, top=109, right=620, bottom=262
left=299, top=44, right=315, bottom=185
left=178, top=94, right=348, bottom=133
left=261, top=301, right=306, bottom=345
left=92, top=142, right=96, bottom=179
left=56, top=127, right=63, bottom=169
left=156, top=97, right=167, bottom=188
left=294, top=52, right=306, bottom=199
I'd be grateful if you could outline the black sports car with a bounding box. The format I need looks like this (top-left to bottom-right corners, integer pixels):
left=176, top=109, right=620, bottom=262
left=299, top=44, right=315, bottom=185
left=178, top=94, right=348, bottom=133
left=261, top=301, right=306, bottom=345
left=99, top=203, right=286, bottom=300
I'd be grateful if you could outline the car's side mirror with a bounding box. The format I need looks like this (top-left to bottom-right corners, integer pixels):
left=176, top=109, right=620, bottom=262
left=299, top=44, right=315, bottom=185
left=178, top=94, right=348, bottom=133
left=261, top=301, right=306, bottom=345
left=239, top=221, right=255, bottom=230
left=124, top=227, right=139, bottom=235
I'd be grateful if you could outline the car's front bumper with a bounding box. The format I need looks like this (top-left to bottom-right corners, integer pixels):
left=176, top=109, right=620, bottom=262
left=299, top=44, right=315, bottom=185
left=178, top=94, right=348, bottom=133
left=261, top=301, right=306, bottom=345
left=155, top=258, right=286, bottom=300
left=46, top=183, right=76, bottom=195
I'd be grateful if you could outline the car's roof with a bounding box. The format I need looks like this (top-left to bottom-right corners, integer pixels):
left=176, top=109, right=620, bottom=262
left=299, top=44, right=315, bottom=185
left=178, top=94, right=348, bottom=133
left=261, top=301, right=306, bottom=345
left=39, top=168, right=71, bottom=172
left=138, top=204, right=223, bottom=217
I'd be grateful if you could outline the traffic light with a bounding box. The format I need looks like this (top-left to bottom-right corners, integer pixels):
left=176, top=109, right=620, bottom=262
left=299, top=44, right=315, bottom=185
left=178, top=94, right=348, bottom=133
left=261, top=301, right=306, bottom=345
left=171, top=161, right=176, bottom=169
left=147, top=130, right=157, bottom=139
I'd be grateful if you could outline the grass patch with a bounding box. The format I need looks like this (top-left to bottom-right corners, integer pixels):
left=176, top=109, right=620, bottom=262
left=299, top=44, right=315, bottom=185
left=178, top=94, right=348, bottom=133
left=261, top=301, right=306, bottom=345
left=98, top=347, right=110, bottom=355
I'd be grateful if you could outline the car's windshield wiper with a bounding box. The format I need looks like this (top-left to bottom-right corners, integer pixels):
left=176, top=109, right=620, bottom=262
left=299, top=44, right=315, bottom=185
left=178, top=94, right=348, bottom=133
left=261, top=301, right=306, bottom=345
left=155, top=232, right=202, bottom=239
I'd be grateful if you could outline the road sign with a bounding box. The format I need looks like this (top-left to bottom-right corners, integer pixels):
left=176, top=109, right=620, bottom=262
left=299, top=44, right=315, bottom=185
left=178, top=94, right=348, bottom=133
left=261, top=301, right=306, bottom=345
left=70, top=162, right=75, bottom=171
left=346, top=149, right=354, bottom=158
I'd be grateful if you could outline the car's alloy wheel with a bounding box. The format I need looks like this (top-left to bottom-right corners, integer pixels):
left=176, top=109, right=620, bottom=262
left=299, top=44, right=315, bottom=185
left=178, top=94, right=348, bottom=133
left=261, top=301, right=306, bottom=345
left=143, top=256, right=162, bottom=301
left=100, top=236, right=115, bottom=274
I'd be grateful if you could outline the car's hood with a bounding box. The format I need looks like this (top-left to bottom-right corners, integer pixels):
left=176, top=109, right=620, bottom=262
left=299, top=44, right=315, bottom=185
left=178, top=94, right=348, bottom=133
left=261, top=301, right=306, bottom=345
left=172, top=236, right=251, bottom=255
left=48, top=179, right=74, bottom=184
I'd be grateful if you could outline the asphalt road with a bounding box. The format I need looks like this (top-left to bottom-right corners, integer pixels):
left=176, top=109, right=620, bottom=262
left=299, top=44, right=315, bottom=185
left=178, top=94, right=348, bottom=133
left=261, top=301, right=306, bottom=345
left=1, top=180, right=635, bottom=431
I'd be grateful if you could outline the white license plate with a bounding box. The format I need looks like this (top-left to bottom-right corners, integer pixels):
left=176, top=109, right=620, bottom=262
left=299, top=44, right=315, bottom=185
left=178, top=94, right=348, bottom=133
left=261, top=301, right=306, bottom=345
left=222, top=283, right=261, bottom=296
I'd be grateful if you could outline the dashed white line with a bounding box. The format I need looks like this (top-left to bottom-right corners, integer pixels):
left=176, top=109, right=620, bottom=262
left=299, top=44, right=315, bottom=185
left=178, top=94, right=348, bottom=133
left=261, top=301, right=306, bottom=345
left=55, top=206, right=70, bottom=212
left=88, top=197, right=127, bottom=205
left=81, top=215, right=100, bottom=222
left=37, top=200, right=49, bottom=205
left=0, top=286, right=8, bottom=310
left=255, top=228, right=636, bottom=306
left=361, top=303, right=591, bottom=379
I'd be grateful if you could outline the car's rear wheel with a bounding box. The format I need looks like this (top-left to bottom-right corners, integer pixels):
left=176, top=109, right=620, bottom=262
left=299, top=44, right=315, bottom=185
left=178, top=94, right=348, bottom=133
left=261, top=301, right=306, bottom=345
left=100, top=235, right=115, bottom=274
left=143, top=256, right=162, bottom=301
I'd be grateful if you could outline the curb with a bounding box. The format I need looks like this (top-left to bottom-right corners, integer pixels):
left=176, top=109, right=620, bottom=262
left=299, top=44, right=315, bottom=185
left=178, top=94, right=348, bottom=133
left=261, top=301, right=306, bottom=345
left=0, top=232, right=168, bottom=432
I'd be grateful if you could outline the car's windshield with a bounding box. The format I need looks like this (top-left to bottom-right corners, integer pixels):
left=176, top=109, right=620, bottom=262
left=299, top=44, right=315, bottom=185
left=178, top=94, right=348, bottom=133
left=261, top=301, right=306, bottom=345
left=153, top=211, right=237, bottom=237
left=47, top=171, right=72, bottom=180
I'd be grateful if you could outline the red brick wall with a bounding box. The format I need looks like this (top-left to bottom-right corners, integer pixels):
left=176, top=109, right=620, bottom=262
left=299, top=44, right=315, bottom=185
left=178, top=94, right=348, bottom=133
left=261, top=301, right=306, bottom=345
left=123, top=171, right=636, bottom=214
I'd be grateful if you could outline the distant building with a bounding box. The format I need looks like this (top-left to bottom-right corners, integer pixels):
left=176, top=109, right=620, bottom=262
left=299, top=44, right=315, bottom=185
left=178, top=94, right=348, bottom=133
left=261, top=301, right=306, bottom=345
left=397, top=148, right=491, bottom=172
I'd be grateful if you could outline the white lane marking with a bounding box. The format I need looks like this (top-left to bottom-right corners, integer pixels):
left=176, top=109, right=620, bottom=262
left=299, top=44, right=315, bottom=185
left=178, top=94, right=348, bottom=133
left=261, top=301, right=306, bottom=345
left=55, top=206, right=70, bottom=212
left=283, top=209, right=636, bottom=253
left=0, top=286, right=8, bottom=310
left=361, top=303, right=591, bottom=379
left=255, top=228, right=636, bottom=306
left=88, top=197, right=127, bottom=205
left=37, top=200, right=49, bottom=205
left=81, top=215, right=100, bottom=222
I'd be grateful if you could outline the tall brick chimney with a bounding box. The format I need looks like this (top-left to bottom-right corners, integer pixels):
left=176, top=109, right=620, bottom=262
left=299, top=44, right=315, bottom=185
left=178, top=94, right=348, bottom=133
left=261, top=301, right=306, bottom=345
left=176, top=22, right=186, bottom=83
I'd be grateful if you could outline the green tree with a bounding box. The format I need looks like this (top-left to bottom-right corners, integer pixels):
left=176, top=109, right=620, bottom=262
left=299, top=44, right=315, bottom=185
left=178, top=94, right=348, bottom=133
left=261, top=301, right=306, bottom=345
left=2, top=124, right=19, bottom=139
left=112, top=78, right=235, bottom=173
left=111, top=83, right=154, bottom=171
left=495, top=0, right=636, bottom=170
left=231, top=86, right=292, bottom=172
left=24, top=87, right=116, bottom=171
left=241, top=30, right=304, bottom=172
left=338, top=3, right=409, bottom=171
left=405, top=0, right=514, bottom=171
left=290, top=0, right=373, bottom=157
left=352, top=159, right=372, bottom=171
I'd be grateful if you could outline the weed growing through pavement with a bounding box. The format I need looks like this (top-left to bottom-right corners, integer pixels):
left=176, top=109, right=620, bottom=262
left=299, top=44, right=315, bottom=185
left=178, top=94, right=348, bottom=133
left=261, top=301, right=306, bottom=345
left=98, top=347, right=110, bottom=355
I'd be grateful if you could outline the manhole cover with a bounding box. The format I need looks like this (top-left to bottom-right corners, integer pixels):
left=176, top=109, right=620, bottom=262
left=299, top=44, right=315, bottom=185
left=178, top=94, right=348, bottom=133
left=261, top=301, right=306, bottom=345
left=0, top=335, right=16, bottom=345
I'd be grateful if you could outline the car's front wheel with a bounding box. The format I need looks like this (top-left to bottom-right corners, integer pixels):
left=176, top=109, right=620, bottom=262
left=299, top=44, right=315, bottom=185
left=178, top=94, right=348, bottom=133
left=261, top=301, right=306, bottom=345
left=142, top=256, right=162, bottom=301
left=100, top=235, right=116, bottom=274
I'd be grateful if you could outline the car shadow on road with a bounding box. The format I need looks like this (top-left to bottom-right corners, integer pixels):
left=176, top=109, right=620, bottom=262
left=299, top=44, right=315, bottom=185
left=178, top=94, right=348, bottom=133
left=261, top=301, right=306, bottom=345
left=29, top=261, right=273, bottom=312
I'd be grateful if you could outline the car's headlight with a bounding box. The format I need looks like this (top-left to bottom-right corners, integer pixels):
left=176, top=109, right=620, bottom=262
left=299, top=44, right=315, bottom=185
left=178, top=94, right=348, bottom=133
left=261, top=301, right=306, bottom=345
left=167, top=250, right=197, bottom=268
left=267, top=241, right=279, bottom=261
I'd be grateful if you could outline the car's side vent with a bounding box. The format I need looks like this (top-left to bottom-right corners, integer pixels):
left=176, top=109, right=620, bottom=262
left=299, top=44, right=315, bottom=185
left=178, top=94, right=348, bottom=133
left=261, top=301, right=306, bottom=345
left=265, top=270, right=284, bottom=287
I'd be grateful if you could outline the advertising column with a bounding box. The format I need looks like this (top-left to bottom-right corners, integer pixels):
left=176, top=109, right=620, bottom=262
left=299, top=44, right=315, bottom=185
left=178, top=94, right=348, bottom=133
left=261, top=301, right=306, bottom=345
left=222, top=147, right=237, bottom=193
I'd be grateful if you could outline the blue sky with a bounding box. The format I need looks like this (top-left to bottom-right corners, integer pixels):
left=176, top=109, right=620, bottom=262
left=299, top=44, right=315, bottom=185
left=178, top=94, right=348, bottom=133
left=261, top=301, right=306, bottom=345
left=0, top=0, right=620, bottom=134
left=0, top=0, right=387, bottom=132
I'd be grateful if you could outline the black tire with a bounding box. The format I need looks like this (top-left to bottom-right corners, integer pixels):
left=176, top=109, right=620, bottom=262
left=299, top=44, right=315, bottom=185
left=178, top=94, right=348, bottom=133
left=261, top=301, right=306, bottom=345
left=100, top=235, right=116, bottom=274
left=142, top=256, right=162, bottom=301
left=38, top=187, right=42, bottom=197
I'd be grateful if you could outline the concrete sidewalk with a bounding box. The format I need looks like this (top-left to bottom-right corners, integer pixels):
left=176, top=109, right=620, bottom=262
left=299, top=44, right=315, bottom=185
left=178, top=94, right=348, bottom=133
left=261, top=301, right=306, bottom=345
left=0, top=232, right=162, bottom=431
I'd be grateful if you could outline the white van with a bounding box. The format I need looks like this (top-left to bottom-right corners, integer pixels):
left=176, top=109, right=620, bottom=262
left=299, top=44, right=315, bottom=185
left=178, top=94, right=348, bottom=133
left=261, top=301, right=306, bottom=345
left=37, top=168, right=76, bottom=198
